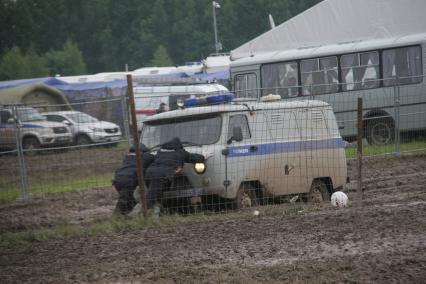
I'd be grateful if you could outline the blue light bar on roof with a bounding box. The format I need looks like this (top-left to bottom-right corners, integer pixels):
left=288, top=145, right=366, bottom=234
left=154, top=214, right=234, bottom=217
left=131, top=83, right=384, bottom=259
left=184, top=93, right=234, bottom=107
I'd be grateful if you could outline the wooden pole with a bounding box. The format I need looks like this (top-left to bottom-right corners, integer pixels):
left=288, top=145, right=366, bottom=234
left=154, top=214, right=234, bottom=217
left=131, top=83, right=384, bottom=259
left=126, top=74, right=148, bottom=217
left=357, top=97, right=363, bottom=202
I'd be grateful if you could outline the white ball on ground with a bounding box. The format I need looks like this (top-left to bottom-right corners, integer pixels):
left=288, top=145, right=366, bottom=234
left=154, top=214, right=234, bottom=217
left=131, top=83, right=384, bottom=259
left=331, top=191, right=348, bottom=208
left=253, top=210, right=260, bottom=216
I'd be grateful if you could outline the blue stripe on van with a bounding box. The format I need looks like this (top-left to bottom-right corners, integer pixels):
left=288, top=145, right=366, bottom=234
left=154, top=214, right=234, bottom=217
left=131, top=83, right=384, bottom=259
left=21, top=123, right=44, bottom=128
left=227, top=138, right=345, bottom=158
left=1, top=123, right=44, bottom=129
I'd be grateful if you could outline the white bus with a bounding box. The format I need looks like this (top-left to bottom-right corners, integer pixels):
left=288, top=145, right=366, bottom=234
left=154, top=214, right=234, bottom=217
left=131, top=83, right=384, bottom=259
left=230, top=33, right=426, bottom=145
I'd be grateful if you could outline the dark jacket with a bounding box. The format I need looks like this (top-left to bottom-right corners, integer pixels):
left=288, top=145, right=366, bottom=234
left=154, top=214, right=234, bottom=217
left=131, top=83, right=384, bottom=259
left=113, top=144, right=154, bottom=187
left=146, top=138, right=205, bottom=178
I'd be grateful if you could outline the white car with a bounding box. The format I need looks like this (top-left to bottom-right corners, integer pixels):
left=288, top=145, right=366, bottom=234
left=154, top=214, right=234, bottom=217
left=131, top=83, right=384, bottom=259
left=43, top=111, right=122, bottom=145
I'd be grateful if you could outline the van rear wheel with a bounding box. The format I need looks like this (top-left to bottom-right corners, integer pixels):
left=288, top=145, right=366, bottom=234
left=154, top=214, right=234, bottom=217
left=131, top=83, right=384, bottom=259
left=234, top=183, right=259, bottom=209
left=308, top=180, right=330, bottom=203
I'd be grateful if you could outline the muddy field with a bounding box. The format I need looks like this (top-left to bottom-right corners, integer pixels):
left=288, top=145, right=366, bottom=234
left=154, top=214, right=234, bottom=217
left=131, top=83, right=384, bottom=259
left=0, top=154, right=426, bottom=283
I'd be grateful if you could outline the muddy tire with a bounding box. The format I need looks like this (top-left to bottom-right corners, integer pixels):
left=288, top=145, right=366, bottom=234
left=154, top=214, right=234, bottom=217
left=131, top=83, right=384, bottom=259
left=22, top=137, right=40, bottom=155
left=366, top=118, right=394, bottom=145
left=75, top=134, right=91, bottom=146
left=308, top=179, right=330, bottom=203
left=234, top=183, right=259, bottom=209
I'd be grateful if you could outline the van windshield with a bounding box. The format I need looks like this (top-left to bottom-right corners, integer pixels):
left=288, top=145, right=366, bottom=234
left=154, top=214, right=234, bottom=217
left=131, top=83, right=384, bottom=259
left=141, top=114, right=222, bottom=148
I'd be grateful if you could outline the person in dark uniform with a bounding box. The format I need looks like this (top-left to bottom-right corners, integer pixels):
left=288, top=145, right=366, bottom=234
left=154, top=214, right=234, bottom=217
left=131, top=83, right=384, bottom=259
left=113, top=144, right=154, bottom=215
left=145, top=137, right=205, bottom=209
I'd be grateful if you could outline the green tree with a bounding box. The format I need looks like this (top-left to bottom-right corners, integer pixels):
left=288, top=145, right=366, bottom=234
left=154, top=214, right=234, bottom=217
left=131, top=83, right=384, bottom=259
left=0, top=0, right=322, bottom=74
left=0, top=46, right=30, bottom=80
left=149, top=45, right=173, bottom=67
left=25, top=46, right=49, bottom=78
left=45, top=39, right=87, bottom=76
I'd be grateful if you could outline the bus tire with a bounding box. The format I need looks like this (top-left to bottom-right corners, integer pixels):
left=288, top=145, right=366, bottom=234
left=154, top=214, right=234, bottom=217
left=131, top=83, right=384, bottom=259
left=366, top=118, right=394, bottom=145
left=234, top=183, right=259, bottom=209
left=308, top=179, right=330, bottom=203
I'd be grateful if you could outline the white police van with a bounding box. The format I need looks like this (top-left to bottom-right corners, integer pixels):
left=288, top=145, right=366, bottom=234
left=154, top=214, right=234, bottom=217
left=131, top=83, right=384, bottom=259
left=141, top=95, right=347, bottom=207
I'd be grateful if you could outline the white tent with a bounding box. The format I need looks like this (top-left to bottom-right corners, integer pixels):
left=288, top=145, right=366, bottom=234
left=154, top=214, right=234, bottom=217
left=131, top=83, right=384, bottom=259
left=230, top=0, right=426, bottom=61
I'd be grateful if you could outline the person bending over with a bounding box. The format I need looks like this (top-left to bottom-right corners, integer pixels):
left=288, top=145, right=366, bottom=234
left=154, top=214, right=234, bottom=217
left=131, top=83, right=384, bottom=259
left=145, top=137, right=204, bottom=210
left=112, top=144, right=154, bottom=215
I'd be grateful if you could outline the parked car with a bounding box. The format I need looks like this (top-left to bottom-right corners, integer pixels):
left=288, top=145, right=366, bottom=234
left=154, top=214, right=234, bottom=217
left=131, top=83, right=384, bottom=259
left=0, top=106, right=72, bottom=152
left=42, top=111, right=122, bottom=146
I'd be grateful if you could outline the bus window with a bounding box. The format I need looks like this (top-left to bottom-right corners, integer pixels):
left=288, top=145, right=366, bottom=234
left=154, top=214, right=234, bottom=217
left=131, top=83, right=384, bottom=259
left=235, top=73, right=257, bottom=98
left=360, top=52, right=379, bottom=88
left=301, top=56, right=339, bottom=95
left=261, top=62, right=299, bottom=98
left=341, top=51, right=379, bottom=91
left=383, top=46, right=422, bottom=86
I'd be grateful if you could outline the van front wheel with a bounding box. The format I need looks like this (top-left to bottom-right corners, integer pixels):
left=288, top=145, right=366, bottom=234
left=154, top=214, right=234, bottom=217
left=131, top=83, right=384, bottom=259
left=234, top=183, right=259, bottom=209
left=308, top=180, right=330, bottom=203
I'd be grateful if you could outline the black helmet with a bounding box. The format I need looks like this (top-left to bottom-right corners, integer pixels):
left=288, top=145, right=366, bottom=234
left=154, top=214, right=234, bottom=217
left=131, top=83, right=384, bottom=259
left=162, top=137, right=183, bottom=150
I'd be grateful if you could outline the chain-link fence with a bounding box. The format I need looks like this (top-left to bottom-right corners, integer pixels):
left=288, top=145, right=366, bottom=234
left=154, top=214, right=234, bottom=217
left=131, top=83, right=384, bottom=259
left=1, top=76, right=426, bottom=228
left=235, top=74, right=426, bottom=157
left=0, top=97, right=131, bottom=204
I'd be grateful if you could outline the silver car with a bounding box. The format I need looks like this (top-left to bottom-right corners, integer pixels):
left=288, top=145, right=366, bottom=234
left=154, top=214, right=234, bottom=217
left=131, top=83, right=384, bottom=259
left=42, top=111, right=122, bottom=145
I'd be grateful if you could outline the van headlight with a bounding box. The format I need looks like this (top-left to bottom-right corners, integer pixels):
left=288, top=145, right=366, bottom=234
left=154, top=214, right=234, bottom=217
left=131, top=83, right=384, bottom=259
left=194, top=163, right=206, bottom=174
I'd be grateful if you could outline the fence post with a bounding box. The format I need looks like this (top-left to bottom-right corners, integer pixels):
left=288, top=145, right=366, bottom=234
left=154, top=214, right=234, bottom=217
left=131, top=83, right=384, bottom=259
left=394, top=77, right=401, bottom=155
left=357, top=97, right=363, bottom=202
left=126, top=75, right=148, bottom=217
left=12, top=106, right=29, bottom=199
left=120, top=92, right=132, bottom=148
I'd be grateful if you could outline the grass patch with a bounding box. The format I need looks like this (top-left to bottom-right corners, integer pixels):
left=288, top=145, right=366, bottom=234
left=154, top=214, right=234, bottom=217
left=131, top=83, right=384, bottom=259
left=345, top=140, right=426, bottom=159
left=0, top=175, right=112, bottom=204
left=0, top=203, right=309, bottom=248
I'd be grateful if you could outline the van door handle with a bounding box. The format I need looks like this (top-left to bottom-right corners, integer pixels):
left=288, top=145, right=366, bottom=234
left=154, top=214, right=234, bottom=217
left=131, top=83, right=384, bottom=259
left=250, top=146, right=258, bottom=152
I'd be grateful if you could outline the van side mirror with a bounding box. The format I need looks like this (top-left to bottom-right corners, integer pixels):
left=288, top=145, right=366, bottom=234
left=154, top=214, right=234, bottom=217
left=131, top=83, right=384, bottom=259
left=227, top=126, right=243, bottom=144
left=7, top=118, right=15, bottom=124
left=62, top=120, right=72, bottom=126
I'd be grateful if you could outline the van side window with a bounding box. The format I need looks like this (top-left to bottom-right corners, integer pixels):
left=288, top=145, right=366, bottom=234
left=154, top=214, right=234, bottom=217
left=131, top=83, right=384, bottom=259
left=46, top=115, right=65, bottom=123
left=228, top=114, right=251, bottom=141
left=0, top=110, right=12, bottom=123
